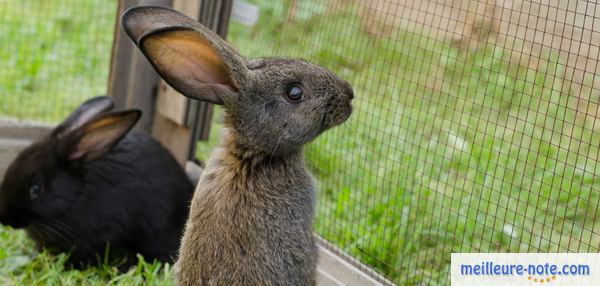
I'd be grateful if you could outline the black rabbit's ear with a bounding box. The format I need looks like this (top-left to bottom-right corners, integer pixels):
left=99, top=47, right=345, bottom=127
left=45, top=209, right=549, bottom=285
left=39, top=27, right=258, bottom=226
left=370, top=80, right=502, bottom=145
left=54, top=96, right=114, bottom=138
left=58, top=110, right=141, bottom=163
left=122, top=6, right=246, bottom=105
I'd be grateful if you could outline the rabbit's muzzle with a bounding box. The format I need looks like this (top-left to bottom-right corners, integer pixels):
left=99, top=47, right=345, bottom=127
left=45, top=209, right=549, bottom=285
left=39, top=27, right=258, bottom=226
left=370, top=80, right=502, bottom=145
left=0, top=208, right=28, bottom=228
left=323, top=85, right=353, bottom=129
left=341, top=80, right=355, bottom=100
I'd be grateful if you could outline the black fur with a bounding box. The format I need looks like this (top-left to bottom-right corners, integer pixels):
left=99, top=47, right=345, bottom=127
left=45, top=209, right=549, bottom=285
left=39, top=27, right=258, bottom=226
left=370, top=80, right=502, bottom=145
left=0, top=97, right=193, bottom=268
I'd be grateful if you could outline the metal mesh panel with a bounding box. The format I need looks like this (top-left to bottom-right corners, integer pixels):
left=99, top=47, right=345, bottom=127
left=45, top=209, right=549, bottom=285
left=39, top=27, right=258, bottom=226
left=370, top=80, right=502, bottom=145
left=220, top=0, right=600, bottom=284
left=0, top=0, right=117, bottom=123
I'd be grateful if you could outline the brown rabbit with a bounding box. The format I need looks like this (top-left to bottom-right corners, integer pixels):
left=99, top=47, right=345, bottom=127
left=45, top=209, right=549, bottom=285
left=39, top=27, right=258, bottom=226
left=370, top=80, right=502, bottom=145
left=122, top=6, right=354, bottom=285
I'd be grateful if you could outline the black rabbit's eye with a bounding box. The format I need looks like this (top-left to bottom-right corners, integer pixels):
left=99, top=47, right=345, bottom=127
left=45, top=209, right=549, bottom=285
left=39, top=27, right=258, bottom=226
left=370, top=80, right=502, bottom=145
left=286, top=84, right=304, bottom=102
left=29, top=184, right=42, bottom=199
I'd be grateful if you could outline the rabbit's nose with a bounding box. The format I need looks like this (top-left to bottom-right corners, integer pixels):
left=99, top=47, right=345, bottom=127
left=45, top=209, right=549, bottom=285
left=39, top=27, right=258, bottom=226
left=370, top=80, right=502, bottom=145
left=341, top=80, right=354, bottom=100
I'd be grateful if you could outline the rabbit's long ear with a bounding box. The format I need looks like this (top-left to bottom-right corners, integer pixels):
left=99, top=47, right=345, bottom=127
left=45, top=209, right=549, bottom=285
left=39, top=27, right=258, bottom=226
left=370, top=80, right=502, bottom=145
left=122, top=6, right=247, bottom=105
left=57, top=110, right=141, bottom=163
left=54, top=96, right=114, bottom=138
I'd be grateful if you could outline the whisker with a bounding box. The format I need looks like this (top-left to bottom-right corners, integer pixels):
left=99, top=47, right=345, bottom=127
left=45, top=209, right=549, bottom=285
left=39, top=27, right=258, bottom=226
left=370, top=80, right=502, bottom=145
left=39, top=223, right=66, bottom=243
left=269, top=136, right=283, bottom=164
left=30, top=217, right=76, bottom=247
left=46, top=218, right=76, bottom=242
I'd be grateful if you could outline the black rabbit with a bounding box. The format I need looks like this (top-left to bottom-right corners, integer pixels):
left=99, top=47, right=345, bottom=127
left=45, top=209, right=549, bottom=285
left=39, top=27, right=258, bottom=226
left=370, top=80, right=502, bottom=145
left=0, top=96, right=193, bottom=268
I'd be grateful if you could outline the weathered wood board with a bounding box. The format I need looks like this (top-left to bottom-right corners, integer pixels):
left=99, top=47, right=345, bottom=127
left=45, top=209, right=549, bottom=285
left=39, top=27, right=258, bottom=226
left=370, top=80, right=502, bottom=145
left=0, top=118, right=52, bottom=179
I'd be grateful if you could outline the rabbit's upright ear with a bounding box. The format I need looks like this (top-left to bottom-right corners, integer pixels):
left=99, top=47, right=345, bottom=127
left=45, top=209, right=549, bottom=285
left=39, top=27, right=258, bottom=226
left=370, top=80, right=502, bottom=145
left=54, top=96, right=114, bottom=138
left=57, top=110, right=141, bottom=163
left=122, top=6, right=247, bottom=105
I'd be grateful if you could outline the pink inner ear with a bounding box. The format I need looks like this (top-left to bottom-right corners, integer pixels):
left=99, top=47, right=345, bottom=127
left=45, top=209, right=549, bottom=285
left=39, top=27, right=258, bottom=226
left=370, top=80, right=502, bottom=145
left=68, top=112, right=139, bottom=162
left=143, top=30, right=237, bottom=93
left=69, top=129, right=119, bottom=161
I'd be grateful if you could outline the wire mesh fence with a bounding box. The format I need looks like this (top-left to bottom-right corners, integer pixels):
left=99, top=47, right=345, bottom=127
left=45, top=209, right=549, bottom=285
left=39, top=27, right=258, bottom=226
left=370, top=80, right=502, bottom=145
left=1, top=0, right=599, bottom=284
left=216, top=0, right=600, bottom=284
left=0, top=0, right=116, bottom=123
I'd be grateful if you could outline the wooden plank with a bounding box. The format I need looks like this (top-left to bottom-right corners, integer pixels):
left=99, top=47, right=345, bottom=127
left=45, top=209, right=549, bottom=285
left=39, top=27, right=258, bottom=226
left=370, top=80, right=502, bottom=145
left=107, top=0, right=133, bottom=109
left=154, top=0, right=201, bottom=126
left=317, top=268, right=347, bottom=286
left=109, top=0, right=231, bottom=162
left=316, top=237, right=396, bottom=286
left=192, top=0, right=231, bottom=142
left=149, top=0, right=202, bottom=162
left=109, top=0, right=196, bottom=164
left=0, top=138, right=32, bottom=180
left=0, top=117, right=52, bottom=141
left=173, top=0, right=200, bottom=18
left=154, top=0, right=232, bottom=160
left=217, top=0, right=233, bottom=36
left=151, top=114, right=191, bottom=166
left=0, top=118, right=53, bottom=180
left=155, top=83, right=187, bottom=125
left=107, top=0, right=172, bottom=133
left=185, top=0, right=233, bottom=159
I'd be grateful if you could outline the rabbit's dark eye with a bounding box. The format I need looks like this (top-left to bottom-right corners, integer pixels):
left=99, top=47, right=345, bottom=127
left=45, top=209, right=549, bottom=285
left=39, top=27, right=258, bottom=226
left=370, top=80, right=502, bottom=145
left=29, top=184, right=42, bottom=199
left=286, top=84, right=304, bottom=102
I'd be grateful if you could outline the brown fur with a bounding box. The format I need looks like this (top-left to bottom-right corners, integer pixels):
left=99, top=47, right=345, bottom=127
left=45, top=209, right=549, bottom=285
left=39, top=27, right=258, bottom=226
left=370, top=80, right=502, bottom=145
left=177, top=129, right=317, bottom=285
left=122, top=6, right=354, bottom=285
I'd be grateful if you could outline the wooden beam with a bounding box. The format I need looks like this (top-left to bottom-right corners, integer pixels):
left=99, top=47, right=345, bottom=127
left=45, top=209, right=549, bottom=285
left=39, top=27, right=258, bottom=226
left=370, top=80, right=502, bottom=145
left=315, top=237, right=396, bottom=286
left=153, top=0, right=232, bottom=161
left=151, top=113, right=192, bottom=165
left=107, top=0, right=172, bottom=133
left=186, top=0, right=233, bottom=159
left=149, top=0, right=202, bottom=164
left=0, top=118, right=52, bottom=179
left=108, top=0, right=195, bottom=164
left=108, top=0, right=231, bottom=164
left=153, top=0, right=201, bottom=127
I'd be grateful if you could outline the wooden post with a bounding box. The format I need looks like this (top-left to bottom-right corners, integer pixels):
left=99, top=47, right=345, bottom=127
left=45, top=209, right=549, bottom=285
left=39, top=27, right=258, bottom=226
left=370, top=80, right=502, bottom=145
left=108, top=0, right=198, bottom=165
left=108, top=0, right=232, bottom=165
left=151, top=0, right=233, bottom=162
left=186, top=0, right=233, bottom=159
left=108, top=0, right=172, bottom=133
left=150, top=0, right=201, bottom=164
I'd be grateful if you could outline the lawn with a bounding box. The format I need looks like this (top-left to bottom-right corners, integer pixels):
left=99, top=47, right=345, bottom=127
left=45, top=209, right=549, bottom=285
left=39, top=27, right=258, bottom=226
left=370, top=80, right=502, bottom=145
left=0, top=0, right=115, bottom=122
left=2, top=0, right=600, bottom=285
left=0, top=226, right=173, bottom=285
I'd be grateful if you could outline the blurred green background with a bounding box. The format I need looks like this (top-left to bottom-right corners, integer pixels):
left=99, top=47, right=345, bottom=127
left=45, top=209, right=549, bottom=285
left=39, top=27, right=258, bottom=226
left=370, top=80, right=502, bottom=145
left=1, top=0, right=599, bottom=285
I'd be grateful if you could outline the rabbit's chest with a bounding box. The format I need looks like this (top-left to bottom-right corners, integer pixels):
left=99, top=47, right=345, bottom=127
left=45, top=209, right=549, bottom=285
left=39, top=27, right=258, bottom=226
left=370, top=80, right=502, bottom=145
left=193, top=180, right=315, bottom=244
left=180, top=178, right=317, bottom=284
left=177, top=149, right=318, bottom=284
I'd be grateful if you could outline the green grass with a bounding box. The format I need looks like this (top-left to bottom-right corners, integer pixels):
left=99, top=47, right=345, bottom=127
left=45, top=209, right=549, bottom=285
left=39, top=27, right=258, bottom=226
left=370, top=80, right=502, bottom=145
left=0, top=0, right=115, bottom=122
left=2, top=0, right=600, bottom=285
left=0, top=225, right=174, bottom=285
